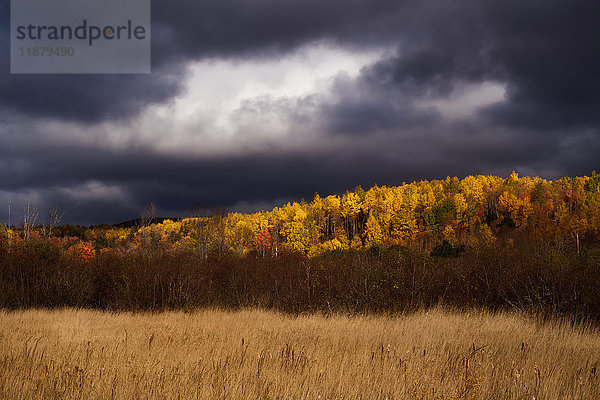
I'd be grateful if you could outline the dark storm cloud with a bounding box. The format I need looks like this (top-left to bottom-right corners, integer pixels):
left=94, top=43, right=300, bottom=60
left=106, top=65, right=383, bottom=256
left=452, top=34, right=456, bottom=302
left=357, top=0, right=600, bottom=133
left=0, top=2, right=184, bottom=123
left=321, top=72, right=442, bottom=136
left=470, top=0, right=600, bottom=132
left=2, top=0, right=600, bottom=224
left=0, top=0, right=406, bottom=123
left=150, top=0, right=406, bottom=60
left=0, top=133, right=549, bottom=226
left=299, top=0, right=600, bottom=178
left=0, top=66, right=184, bottom=123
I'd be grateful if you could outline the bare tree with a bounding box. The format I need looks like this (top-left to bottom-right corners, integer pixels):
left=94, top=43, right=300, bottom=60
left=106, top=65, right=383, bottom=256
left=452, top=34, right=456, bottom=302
left=7, top=202, right=12, bottom=245
left=139, top=202, right=158, bottom=228
left=22, top=201, right=39, bottom=240
left=42, top=208, right=65, bottom=238
left=188, top=204, right=209, bottom=218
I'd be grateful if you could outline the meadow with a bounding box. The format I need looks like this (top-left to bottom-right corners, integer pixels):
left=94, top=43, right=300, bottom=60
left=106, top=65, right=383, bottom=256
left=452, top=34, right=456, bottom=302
left=1, top=308, right=599, bottom=399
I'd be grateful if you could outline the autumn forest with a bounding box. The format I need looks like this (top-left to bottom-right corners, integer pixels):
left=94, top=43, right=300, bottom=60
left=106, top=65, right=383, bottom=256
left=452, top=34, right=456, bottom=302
left=6, top=172, right=600, bottom=256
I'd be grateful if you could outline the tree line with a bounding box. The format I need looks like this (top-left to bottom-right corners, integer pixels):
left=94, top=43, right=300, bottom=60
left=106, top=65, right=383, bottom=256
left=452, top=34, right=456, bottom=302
left=2, top=172, right=600, bottom=258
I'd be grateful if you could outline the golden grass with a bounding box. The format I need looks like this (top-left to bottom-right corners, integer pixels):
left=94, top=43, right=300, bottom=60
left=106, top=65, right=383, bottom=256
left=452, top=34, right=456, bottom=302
left=0, top=308, right=599, bottom=399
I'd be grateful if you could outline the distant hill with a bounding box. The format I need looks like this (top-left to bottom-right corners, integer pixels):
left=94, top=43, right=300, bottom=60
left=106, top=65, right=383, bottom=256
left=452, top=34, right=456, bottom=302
left=112, top=217, right=181, bottom=229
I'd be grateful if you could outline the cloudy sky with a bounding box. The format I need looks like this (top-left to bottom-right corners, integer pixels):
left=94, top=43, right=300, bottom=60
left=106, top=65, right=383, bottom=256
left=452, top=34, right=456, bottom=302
left=1, top=0, right=599, bottom=225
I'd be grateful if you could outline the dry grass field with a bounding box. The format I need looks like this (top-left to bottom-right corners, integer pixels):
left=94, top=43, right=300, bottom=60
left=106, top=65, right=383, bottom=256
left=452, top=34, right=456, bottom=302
left=0, top=308, right=599, bottom=399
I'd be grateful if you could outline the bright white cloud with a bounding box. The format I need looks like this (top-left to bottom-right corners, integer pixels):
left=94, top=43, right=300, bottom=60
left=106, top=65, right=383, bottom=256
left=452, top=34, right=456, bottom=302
left=4, top=46, right=506, bottom=161
left=419, top=82, right=506, bottom=120
left=10, top=42, right=386, bottom=158
left=57, top=181, right=131, bottom=203
left=122, top=42, right=388, bottom=155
